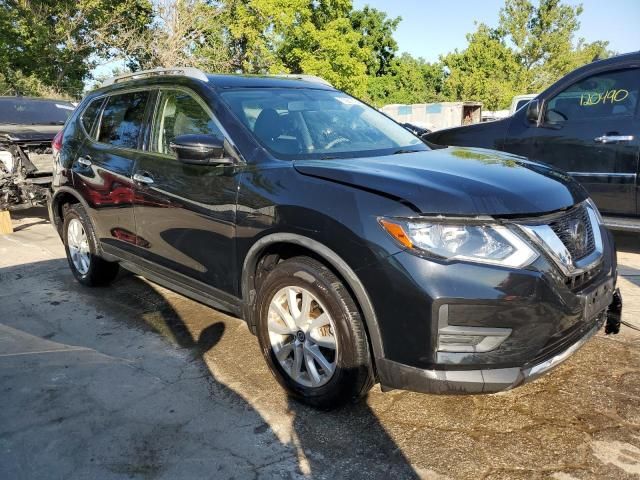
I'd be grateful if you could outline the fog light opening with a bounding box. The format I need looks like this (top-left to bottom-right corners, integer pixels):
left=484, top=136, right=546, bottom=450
left=437, top=305, right=511, bottom=353
left=437, top=329, right=511, bottom=353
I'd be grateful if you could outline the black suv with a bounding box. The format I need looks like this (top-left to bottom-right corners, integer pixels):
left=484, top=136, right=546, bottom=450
left=50, top=68, right=620, bottom=408
left=425, top=52, right=640, bottom=231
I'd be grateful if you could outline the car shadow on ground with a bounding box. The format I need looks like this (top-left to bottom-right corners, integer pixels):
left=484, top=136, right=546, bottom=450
left=104, top=273, right=421, bottom=479
left=0, top=254, right=419, bottom=479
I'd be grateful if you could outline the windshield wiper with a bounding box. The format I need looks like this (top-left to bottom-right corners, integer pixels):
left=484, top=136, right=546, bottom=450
left=393, top=149, right=424, bottom=155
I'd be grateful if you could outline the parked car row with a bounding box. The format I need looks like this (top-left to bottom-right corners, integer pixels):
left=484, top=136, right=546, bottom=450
left=45, top=65, right=622, bottom=408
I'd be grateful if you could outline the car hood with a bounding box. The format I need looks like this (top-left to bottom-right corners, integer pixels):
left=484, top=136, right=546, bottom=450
left=0, top=124, right=61, bottom=143
left=423, top=120, right=509, bottom=150
left=293, top=147, right=587, bottom=216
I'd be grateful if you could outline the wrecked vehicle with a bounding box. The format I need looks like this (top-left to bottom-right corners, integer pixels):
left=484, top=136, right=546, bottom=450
left=0, top=96, right=75, bottom=210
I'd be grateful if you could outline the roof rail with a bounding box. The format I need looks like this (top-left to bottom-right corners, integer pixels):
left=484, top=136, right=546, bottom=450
left=271, top=74, right=333, bottom=87
left=101, top=67, right=209, bottom=87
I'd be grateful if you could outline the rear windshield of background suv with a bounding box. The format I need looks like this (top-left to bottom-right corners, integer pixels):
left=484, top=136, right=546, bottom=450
left=220, top=88, right=427, bottom=160
left=0, top=98, right=74, bottom=125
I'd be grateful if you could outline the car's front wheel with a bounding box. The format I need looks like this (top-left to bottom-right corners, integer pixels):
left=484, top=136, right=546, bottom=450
left=63, top=204, right=119, bottom=286
left=256, top=256, right=374, bottom=409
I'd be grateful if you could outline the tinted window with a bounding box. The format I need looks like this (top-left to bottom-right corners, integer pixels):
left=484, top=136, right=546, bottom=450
left=98, top=91, right=149, bottom=149
left=545, top=68, right=639, bottom=123
left=220, top=88, right=425, bottom=160
left=0, top=98, right=74, bottom=125
left=81, top=98, right=103, bottom=136
left=151, top=90, right=221, bottom=154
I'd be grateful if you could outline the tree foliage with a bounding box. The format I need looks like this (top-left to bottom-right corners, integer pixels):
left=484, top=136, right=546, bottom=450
left=0, top=0, right=614, bottom=108
left=441, top=0, right=611, bottom=109
left=441, top=24, right=529, bottom=110
left=350, top=6, right=400, bottom=76
left=0, top=0, right=153, bottom=97
left=367, top=54, right=444, bottom=106
left=498, top=0, right=611, bottom=90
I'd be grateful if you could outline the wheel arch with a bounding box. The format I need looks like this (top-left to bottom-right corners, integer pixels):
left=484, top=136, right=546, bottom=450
left=49, top=187, right=92, bottom=238
left=241, top=233, right=385, bottom=363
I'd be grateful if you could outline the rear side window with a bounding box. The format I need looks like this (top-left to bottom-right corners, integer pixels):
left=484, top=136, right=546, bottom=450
left=80, top=98, right=103, bottom=136
left=545, top=68, right=639, bottom=123
left=98, top=91, right=150, bottom=149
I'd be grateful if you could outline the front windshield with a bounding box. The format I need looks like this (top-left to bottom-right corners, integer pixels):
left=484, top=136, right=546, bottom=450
left=220, top=88, right=427, bottom=159
left=0, top=98, right=75, bottom=125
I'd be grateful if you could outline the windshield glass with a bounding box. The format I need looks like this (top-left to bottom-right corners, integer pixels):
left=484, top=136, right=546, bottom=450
left=0, top=98, right=75, bottom=125
left=220, top=88, right=427, bottom=159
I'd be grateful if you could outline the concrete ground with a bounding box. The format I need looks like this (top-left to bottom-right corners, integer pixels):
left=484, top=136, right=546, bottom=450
left=1, top=209, right=639, bottom=480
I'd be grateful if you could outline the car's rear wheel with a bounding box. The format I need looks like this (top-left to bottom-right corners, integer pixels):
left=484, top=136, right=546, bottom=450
left=63, top=204, right=119, bottom=286
left=256, top=256, right=374, bottom=409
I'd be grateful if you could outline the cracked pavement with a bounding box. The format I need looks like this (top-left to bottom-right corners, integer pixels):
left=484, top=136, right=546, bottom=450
left=1, top=209, right=639, bottom=479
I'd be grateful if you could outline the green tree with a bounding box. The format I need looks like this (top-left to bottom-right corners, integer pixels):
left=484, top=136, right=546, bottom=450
left=441, top=24, right=528, bottom=110
left=350, top=6, right=400, bottom=76
left=213, top=0, right=371, bottom=95
left=498, top=0, right=611, bottom=89
left=216, top=0, right=304, bottom=73
left=441, top=0, right=611, bottom=109
left=366, top=53, right=444, bottom=106
left=0, top=0, right=153, bottom=97
left=280, top=11, right=371, bottom=96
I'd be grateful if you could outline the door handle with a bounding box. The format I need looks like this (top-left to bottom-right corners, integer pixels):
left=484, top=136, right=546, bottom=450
left=133, top=172, right=154, bottom=185
left=594, top=135, right=634, bottom=144
left=77, top=156, right=92, bottom=167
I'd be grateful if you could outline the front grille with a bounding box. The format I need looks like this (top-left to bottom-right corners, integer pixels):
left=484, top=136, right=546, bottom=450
left=548, top=205, right=595, bottom=261
left=564, top=262, right=602, bottom=291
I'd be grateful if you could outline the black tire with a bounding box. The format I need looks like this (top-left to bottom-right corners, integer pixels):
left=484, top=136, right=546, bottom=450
left=62, top=204, right=119, bottom=286
left=255, top=256, right=375, bottom=409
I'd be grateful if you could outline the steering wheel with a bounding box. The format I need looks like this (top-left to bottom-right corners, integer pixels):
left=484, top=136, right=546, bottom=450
left=546, top=108, right=568, bottom=122
left=324, top=137, right=351, bottom=150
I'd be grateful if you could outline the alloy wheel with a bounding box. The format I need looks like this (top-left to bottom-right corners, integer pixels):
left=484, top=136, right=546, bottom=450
left=268, top=286, right=338, bottom=388
left=67, top=218, right=91, bottom=275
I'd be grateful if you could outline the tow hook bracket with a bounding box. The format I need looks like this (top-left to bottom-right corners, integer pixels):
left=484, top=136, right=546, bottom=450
left=605, top=288, right=622, bottom=335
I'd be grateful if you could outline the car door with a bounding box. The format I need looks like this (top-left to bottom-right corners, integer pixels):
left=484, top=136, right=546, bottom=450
left=506, top=67, right=640, bottom=216
left=131, top=87, right=241, bottom=297
left=72, top=89, right=151, bottom=252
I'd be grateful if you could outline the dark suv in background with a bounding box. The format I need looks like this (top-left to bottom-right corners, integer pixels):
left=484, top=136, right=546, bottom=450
left=425, top=52, right=640, bottom=231
left=50, top=68, right=620, bottom=408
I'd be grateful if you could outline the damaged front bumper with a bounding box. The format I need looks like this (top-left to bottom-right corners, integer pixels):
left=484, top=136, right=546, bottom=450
left=377, top=288, right=623, bottom=395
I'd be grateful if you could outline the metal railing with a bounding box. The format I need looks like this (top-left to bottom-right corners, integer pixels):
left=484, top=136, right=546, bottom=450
left=101, top=68, right=332, bottom=88
left=101, top=67, right=209, bottom=87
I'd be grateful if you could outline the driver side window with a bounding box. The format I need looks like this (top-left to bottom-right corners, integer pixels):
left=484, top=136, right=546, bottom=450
left=151, top=90, right=221, bottom=155
left=544, top=68, right=639, bottom=124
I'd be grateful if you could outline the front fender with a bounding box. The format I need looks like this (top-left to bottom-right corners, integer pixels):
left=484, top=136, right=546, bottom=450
left=241, top=232, right=386, bottom=363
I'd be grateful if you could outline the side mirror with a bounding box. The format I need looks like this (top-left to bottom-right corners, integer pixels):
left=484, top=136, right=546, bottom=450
left=526, top=99, right=541, bottom=125
left=170, top=134, right=233, bottom=166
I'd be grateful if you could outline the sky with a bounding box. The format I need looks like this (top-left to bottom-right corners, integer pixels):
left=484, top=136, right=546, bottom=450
left=352, top=0, right=640, bottom=62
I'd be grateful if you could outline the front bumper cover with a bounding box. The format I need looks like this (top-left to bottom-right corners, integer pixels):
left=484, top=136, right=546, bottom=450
left=377, top=310, right=610, bottom=394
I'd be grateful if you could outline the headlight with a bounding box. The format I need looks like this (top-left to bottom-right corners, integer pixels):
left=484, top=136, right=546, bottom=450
left=379, top=218, right=538, bottom=268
